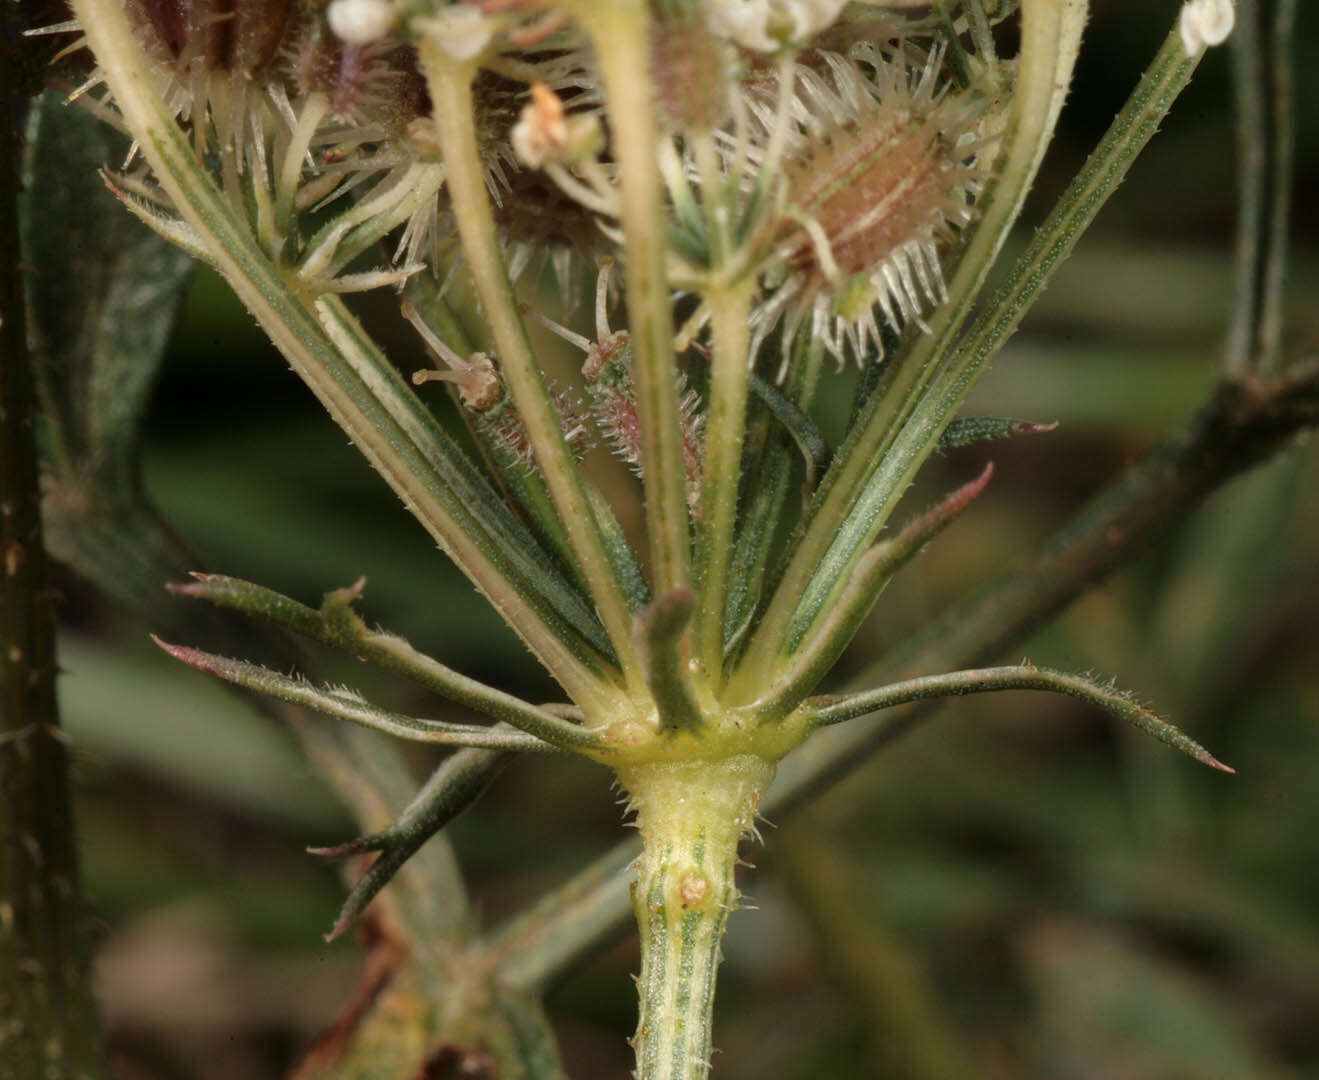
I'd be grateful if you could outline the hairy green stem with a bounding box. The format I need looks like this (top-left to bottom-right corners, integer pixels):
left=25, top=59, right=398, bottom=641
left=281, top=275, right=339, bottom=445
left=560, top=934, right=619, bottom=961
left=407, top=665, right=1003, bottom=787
left=490, top=362, right=1319, bottom=993
left=577, top=0, right=692, bottom=597
left=693, top=283, right=754, bottom=679
left=619, top=757, right=775, bottom=1080
left=419, top=50, right=644, bottom=694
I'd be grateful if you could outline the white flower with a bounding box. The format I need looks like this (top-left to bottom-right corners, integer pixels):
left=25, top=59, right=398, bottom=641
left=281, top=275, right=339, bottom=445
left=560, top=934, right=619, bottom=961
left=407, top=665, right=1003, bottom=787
left=706, top=0, right=850, bottom=53
left=418, top=4, right=496, bottom=62
left=326, top=0, right=396, bottom=45
left=1178, top=0, right=1234, bottom=58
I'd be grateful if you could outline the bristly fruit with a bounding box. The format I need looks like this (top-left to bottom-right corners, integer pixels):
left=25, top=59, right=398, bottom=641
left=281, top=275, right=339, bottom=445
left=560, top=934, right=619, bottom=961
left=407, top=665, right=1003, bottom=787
left=744, top=40, right=996, bottom=372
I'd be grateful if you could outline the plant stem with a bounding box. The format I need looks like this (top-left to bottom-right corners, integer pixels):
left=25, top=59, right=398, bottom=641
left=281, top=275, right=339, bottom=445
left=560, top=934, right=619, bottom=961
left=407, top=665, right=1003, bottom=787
left=489, top=364, right=1319, bottom=993
left=693, top=283, right=754, bottom=679
left=418, top=51, right=644, bottom=693
left=618, top=756, right=775, bottom=1080
left=1225, top=0, right=1295, bottom=378
left=0, top=43, right=104, bottom=1074
left=576, top=0, right=692, bottom=598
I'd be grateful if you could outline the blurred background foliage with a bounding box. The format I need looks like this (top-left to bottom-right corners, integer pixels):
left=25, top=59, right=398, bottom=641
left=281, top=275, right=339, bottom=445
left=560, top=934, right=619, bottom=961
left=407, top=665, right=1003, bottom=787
left=38, top=1, right=1319, bottom=1077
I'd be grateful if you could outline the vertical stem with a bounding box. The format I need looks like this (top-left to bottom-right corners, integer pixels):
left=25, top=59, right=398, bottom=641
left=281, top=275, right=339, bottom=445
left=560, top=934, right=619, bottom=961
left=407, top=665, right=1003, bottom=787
left=1224, top=0, right=1295, bottom=378
left=577, top=0, right=692, bottom=598
left=419, top=51, right=645, bottom=692
left=693, top=284, right=753, bottom=681
left=1260, top=0, right=1296, bottom=375
left=0, top=51, right=104, bottom=1077
left=619, top=756, right=775, bottom=1080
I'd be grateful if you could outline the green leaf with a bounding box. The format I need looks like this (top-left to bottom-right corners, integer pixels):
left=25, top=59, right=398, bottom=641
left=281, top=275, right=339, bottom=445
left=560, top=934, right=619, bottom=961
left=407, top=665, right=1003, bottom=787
left=937, top=415, right=1057, bottom=452
left=151, top=635, right=569, bottom=751
left=806, top=663, right=1234, bottom=772
left=171, top=572, right=599, bottom=750
left=312, top=747, right=509, bottom=940
left=21, top=91, right=193, bottom=490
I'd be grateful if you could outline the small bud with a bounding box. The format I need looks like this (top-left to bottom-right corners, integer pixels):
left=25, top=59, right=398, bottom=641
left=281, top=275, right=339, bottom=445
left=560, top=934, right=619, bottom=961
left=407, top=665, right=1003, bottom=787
left=1179, top=0, right=1234, bottom=57
left=511, top=83, right=603, bottom=169
left=326, top=0, right=395, bottom=45
left=707, top=0, right=849, bottom=53
left=679, top=871, right=712, bottom=909
left=419, top=4, right=496, bottom=62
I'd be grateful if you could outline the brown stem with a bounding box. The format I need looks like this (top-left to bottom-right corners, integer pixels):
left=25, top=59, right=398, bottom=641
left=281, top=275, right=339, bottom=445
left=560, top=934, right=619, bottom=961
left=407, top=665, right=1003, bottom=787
left=0, top=30, right=105, bottom=1079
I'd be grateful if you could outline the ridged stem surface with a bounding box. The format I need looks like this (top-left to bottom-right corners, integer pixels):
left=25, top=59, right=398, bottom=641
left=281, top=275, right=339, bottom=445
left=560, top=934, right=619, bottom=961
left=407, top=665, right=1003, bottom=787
left=619, top=756, right=774, bottom=1080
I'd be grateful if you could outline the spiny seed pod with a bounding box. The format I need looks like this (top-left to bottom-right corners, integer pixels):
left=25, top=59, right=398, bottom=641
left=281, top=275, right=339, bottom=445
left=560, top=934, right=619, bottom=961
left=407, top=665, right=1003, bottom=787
left=498, top=166, right=612, bottom=297
left=583, top=332, right=644, bottom=475
left=746, top=42, right=994, bottom=372
left=126, top=0, right=294, bottom=76
left=526, top=268, right=707, bottom=505
left=294, top=17, right=429, bottom=127
left=473, top=50, right=608, bottom=298
left=102, top=0, right=429, bottom=181
left=468, top=383, right=590, bottom=473
left=583, top=332, right=706, bottom=511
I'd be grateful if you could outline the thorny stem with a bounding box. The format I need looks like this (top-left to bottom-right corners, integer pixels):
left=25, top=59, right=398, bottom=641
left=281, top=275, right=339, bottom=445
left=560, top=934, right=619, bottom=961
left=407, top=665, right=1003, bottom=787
left=0, top=43, right=103, bottom=1075
left=419, top=50, right=644, bottom=696
left=574, top=0, right=692, bottom=599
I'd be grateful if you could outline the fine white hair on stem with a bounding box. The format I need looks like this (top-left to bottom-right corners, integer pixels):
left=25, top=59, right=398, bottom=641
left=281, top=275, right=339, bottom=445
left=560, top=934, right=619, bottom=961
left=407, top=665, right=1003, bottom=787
left=1179, top=0, right=1235, bottom=57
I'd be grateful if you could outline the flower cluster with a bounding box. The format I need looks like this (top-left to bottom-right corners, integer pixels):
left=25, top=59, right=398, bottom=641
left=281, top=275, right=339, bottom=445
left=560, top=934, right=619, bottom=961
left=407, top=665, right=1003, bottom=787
left=50, top=0, right=1000, bottom=377
left=50, top=0, right=1243, bottom=1076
